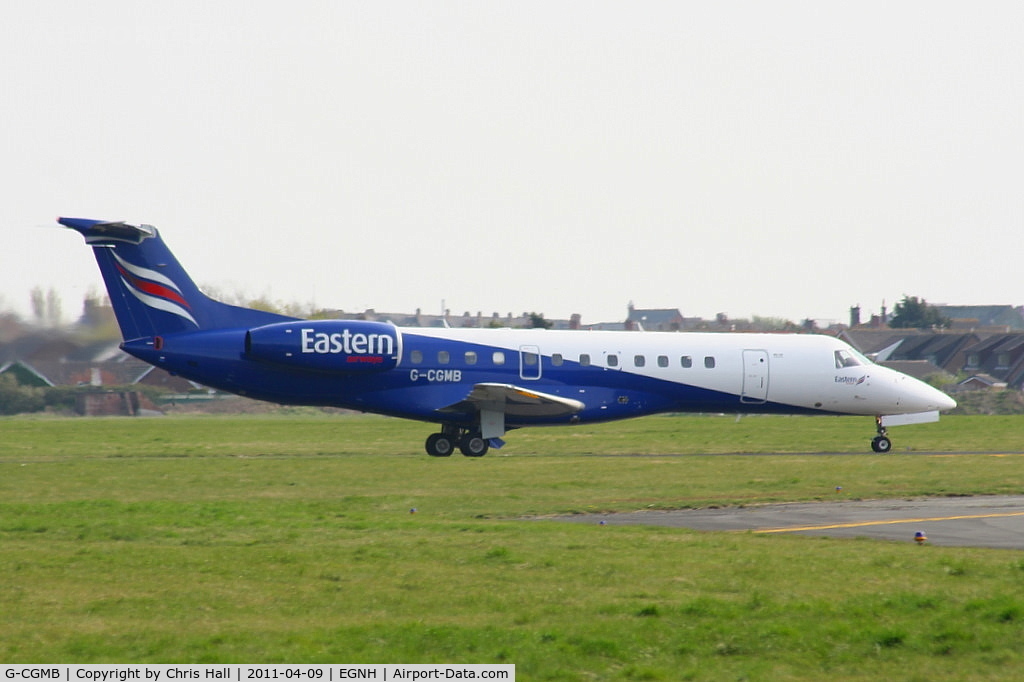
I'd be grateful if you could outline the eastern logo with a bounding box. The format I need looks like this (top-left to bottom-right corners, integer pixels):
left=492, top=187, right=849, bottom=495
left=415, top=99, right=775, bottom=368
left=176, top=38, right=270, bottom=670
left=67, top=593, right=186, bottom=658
left=111, top=251, right=198, bottom=327
left=835, top=375, right=867, bottom=385
left=300, top=328, right=395, bottom=358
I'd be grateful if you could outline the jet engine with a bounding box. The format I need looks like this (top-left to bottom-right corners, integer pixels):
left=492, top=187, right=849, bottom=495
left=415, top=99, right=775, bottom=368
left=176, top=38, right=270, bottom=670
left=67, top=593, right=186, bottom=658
left=245, top=320, right=401, bottom=373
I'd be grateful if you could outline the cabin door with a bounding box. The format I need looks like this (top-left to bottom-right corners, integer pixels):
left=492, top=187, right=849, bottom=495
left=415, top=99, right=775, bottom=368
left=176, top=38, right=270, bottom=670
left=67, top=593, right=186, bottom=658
left=741, top=349, right=769, bottom=403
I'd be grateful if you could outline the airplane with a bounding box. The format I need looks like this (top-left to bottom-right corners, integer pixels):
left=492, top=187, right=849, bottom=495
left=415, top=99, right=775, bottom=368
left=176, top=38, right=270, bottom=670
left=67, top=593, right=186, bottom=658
left=60, top=217, right=956, bottom=456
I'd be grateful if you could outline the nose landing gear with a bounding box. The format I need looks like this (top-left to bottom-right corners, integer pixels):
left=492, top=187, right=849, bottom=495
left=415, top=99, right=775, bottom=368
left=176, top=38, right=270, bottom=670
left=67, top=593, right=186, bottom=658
left=871, top=416, right=892, bottom=453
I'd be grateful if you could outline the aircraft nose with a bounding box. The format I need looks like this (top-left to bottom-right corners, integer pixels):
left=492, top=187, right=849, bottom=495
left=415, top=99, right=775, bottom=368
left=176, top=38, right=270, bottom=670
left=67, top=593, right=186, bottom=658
left=905, top=376, right=957, bottom=412
left=936, top=389, right=957, bottom=412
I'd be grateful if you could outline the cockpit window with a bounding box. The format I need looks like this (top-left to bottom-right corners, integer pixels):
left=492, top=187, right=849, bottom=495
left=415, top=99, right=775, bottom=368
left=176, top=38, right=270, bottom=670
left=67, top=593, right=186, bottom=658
left=834, top=349, right=864, bottom=369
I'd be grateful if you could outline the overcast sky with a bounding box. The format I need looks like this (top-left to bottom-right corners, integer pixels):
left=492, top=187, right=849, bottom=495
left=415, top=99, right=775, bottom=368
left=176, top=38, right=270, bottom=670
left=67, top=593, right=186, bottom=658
left=3, top=1, right=1021, bottom=326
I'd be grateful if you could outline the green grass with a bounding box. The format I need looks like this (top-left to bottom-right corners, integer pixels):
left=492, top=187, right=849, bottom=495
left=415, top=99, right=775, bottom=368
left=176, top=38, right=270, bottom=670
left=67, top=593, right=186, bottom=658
left=2, top=413, right=1024, bottom=679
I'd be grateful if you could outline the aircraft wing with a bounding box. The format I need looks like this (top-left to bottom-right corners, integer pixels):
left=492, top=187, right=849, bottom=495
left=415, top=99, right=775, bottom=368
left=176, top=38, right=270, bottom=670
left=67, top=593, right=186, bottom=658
left=439, top=382, right=585, bottom=419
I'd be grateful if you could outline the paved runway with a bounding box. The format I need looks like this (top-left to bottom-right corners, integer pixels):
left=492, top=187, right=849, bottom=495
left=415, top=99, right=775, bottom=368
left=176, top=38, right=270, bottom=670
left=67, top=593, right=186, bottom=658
left=551, top=495, right=1024, bottom=549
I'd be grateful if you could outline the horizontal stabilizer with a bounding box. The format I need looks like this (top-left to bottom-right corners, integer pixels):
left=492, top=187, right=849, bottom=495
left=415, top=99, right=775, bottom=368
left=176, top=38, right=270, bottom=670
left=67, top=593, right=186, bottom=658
left=59, top=217, right=156, bottom=244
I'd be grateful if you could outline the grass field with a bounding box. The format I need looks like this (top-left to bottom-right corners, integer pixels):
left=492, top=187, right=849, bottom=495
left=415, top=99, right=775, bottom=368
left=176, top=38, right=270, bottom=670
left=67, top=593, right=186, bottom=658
left=2, top=413, right=1024, bottom=679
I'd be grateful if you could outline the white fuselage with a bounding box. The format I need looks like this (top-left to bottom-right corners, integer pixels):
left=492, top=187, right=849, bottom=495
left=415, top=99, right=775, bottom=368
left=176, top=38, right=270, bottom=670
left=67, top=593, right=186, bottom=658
left=397, top=327, right=956, bottom=418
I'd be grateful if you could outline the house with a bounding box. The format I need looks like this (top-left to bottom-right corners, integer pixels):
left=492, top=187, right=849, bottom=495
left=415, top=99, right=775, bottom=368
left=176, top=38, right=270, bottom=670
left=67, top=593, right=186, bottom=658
left=838, top=329, right=978, bottom=376
left=0, top=331, right=199, bottom=404
left=626, top=304, right=686, bottom=331
left=935, top=305, right=1024, bottom=332
left=75, top=390, right=164, bottom=417
left=333, top=307, right=575, bottom=329
left=960, top=334, right=1024, bottom=389
left=878, top=359, right=951, bottom=383
left=839, top=328, right=1024, bottom=390
left=957, top=374, right=1007, bottom=391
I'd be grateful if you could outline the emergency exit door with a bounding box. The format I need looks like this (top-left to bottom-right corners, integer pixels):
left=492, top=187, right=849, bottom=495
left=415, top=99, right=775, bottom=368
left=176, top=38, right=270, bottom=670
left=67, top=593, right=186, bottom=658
left=519, top=345, right=541, bottom=380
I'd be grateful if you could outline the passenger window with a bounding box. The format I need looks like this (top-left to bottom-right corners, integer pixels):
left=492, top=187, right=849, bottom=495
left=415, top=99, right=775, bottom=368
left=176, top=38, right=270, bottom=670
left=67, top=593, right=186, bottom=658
left=438, top=351, right=450, bottom=365
left=704, top=356, right=715, bottom=369
left=465, top=351, right=477, bottom=365
left=580, top=354, right=591, bottom=367
left=607, top=354, right=619, bottom=367
left=657, top=355, right=669, bottom=368
left=523, top=352, right=538, bottom=366
left=551, top=353, right=564, bottom=366
left=634, top=355, right=645, bottom=367
left=410, top=350, right=423, bottom=364
left=681, top=356, right=692, bottom=368
left=493, top=351, right=505, bottom=365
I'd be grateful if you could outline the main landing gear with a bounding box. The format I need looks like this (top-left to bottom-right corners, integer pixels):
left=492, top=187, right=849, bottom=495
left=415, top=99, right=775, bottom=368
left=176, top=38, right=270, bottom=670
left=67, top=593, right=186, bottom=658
left=871, top=416, right=893, bottom=453
left=425, top=424, right=489, bottom=458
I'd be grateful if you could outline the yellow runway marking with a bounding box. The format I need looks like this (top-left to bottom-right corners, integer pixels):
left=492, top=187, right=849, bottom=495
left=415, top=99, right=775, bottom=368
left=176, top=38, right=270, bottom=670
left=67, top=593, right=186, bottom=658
left=753, top=511, right=1024, bottom=534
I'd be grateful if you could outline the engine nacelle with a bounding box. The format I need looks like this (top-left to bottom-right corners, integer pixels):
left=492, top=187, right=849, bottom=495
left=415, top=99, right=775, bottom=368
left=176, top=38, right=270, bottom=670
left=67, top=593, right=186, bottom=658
left=245, top=320, right=401, bottom=373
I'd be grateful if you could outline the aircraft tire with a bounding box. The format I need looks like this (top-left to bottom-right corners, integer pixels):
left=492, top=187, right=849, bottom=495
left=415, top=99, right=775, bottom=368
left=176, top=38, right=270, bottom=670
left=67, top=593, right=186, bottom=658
left=426, top=433, right=455, bottom=457
left=459, top=434, right=489, bottom=457
left=871, top=435, right=892, bottom=453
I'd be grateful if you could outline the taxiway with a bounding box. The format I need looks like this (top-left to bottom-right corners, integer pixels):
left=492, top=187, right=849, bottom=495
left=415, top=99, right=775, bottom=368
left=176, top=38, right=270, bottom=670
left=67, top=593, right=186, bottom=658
left=551, top=495, right=1024, bottom=549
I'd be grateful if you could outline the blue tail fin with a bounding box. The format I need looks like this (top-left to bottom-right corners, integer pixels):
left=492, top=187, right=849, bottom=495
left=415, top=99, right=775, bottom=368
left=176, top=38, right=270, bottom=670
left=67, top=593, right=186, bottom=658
left=60, top=218, right=297, bottom=340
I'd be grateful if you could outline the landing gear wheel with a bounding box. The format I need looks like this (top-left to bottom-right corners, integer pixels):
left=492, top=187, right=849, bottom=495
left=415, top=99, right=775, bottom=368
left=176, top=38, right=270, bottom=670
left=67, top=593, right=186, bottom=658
left=425, top=433, right=455, bottom=457
left=459, top=433, right=489, bottom=457
left=871, top=416, right=893, bottom=453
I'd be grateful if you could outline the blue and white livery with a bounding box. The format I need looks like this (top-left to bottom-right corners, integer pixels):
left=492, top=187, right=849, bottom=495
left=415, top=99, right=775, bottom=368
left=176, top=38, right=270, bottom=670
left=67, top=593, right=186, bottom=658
left=61, top=218, right=956, bottom=456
